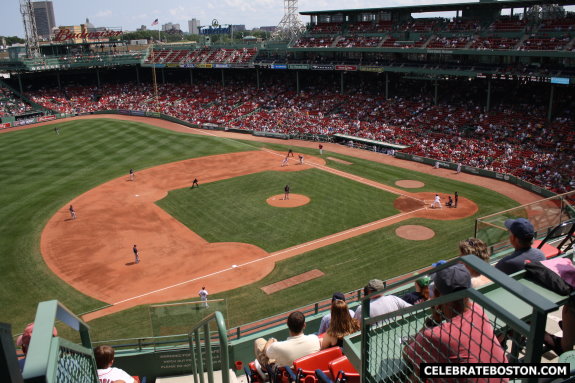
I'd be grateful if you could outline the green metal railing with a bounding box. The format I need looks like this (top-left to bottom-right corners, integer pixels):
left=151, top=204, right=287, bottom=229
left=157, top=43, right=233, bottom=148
left=22, top=300, right=97, bottom=383
left=348, top=255, right=561, bottom=383
left=188, top=311, right=230, bottom=383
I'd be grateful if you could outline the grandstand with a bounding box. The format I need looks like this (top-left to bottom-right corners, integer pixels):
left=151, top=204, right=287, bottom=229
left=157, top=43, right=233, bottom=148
left=1, top=0, right=575, bottom=382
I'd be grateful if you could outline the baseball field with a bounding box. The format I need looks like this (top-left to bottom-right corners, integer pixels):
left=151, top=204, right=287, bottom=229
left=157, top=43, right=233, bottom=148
left=0, top=115, right=537, bottom=341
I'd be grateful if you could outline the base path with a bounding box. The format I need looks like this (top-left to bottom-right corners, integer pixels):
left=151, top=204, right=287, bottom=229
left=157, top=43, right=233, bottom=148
left=31, top=115, right=542, bottom=321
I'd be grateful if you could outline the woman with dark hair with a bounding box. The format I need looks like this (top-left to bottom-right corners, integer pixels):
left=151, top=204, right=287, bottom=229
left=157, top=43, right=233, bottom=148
left=321, top=300, right=360, bottom=349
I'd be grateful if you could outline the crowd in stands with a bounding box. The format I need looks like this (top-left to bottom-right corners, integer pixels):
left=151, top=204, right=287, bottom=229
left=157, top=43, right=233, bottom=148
left=23, top=77, right=575, bottom=193
left=0, top=88, right=35, bottom=117
left=294, top=15, right=575, bottom=51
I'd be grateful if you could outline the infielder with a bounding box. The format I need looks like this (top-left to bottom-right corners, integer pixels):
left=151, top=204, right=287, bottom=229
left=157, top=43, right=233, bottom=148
left=457, top=163, right=462, bottom=174
left=281, top=156, right=289, bottom=167
left=133, top=245, right=140, bottom=264
left=69, top=205, right=77, bottom=220
left=284, top=184, right=290, bottom=200
left=129, top=168, right=135, bottom=181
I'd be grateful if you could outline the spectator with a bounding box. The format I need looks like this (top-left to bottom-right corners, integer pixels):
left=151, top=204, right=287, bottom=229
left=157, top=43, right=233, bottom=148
left=495, top=218, right=545, bottom=275
left=94, top=345, right=135, bottom=383
left=401, top=276, right=431, bottom=305
left=459, top=238, right=492, bottom=288
left=403, top=264, right=508, bottom=382
left=16, top=322, right=58, bottom=372
left=354, top=279, right=411, bottom=323
left=253, top=311, right=320, bottom=375
left=321, top=300, right=360, bottom=349
left=318, top=292, right=355, bottom=334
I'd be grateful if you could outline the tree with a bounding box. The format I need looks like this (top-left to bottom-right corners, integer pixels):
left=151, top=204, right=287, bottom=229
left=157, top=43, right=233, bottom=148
left=1, top=36, right=25, bottom=46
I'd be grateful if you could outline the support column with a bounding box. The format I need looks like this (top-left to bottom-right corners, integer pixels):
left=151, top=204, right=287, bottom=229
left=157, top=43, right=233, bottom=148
left=486, top=79, right=492, bottom=112
left=96, top=69, right=101, bottom=87
left=340, top=72, right=344, bottom=94
left=296, top=71, right=300, bottom=93
left=161, top=68, right=165, bottom=84
left=18, top=73, right=23, bottom=95
left=385, top=73, right=389, bottom=100
left=190, top=69, right=193, bottom=86
left=56, top=72, right=61, bottom=90
left=221, top=69, right=225, bottom=87
left=547, top=85, right=554, bottom=122
left=256, top=69, right=260, bottom=89
left=433, top=79, right=438, bottom=105
left=135, top=66, right=140, bottom=85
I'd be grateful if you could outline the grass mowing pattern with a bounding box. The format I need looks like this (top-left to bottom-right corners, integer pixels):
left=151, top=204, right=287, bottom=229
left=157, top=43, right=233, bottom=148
left=1, top=121, right=521, bottom=340
left=89, top=141, right=521, bottom=337
left=157, top=169, right=400, bottom=252
left=0, top=119, right=253, bottom=331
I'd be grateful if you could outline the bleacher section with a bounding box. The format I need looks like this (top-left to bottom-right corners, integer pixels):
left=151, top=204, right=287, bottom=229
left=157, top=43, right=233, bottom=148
left=145, top=47, right=258, bottom=65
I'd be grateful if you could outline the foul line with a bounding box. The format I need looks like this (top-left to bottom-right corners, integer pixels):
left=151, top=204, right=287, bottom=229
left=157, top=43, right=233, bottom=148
left=108, top=137, right=426, bottom=307
left=261, top=148, right=424, bottom=203
left=111, top=207, right=424, bottom=306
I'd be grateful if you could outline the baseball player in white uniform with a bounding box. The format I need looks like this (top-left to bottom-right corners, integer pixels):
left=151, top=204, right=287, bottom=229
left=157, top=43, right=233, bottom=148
left=199, top=287, right=209, bottom=308
left=431, top=194, right=442, bottom=209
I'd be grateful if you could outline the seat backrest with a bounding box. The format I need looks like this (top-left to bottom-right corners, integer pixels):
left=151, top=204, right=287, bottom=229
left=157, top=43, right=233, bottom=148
left=538, top=220, right=575, bottom=250
left=328, top=355, right=360, bottom=382
left=293, top=347, right=343, bottom=374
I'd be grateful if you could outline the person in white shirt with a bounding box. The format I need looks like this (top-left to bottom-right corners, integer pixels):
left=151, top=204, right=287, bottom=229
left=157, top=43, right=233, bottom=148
left=354, top=279, right=411, bottom=324
left=198, top=287, right=209, bottom=308
left=254, top=311, right=320, bottom=377
left=94, top=345, right=135, bottom=383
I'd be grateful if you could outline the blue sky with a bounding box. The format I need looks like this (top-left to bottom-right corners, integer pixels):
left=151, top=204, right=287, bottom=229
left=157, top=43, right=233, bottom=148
left=1, top=0, right=572, bottom=37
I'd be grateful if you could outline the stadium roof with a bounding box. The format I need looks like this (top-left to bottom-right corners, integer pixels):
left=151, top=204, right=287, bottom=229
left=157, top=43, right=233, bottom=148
left=300, top=0, right=575, bottom=16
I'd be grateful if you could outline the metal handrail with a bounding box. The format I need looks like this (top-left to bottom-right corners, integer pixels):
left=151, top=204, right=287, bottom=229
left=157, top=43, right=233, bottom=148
left=188, top=311, right=230, bottom=383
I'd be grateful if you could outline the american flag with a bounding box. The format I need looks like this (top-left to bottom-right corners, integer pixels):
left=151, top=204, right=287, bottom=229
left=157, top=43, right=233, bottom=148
left=151, top=19, right=159, bottom=26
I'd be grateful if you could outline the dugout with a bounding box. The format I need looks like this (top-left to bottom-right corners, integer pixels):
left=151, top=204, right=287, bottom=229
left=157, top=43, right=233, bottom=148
left=332, top=133, right=408, bottom=154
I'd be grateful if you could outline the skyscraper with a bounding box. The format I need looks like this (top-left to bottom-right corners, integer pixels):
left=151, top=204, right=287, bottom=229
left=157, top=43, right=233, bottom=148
left=188, top=19, right=201, bottom=35
left=32, top=1, right=56, bottom=40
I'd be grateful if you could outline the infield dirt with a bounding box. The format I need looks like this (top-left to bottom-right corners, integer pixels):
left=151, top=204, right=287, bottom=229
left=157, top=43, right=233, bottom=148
left=28, top=115, right=541, bottom=321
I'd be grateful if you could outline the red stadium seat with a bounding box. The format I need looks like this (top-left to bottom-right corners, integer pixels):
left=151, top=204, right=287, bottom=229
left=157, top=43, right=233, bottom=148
left=293, top=347, right=343, bottom=381
left=328, top=355, right=360, bottom=383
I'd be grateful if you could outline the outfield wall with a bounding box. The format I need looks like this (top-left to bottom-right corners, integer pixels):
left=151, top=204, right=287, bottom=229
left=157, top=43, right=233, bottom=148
left=3, top=109, right=556, bottom=200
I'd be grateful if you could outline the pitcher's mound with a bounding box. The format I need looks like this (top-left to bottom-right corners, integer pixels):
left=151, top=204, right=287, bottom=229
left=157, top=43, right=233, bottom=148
left=396, top=225, right=435, bottom=240
left=395, top=180, right=425, bottom=188
left=267, top=194, right=310, bottom=208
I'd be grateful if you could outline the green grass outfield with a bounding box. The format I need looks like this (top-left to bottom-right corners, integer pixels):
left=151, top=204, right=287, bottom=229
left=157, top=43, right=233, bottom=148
left=0, top=118, right=518, bottom=341
left=157, top=169, right=400, bottom=252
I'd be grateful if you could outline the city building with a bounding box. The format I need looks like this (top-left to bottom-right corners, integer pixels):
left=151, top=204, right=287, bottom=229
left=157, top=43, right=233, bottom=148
left=162, top=23, right=181, bottom=32
left=32, top=1, right=56, bottom=40
left=188, top=18, right=201, bottom=35
left=231, top=24, right=246, bottom=32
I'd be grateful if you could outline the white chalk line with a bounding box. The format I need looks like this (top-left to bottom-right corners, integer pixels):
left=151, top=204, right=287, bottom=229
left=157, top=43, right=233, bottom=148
left=261, top=148, right=424, bottom=203
left=111, top=145, right=426, bottom=306
left=111, top=207, right=424, bottom=306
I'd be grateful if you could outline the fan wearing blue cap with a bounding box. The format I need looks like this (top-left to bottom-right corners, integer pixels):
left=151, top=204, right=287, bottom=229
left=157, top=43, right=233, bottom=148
left=494, top=218, right=545, bottom=275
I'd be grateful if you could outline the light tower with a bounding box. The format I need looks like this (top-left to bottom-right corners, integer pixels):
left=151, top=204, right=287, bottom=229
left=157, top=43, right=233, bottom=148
left=272, top=0, right=306, bottom=41
left=20, top=0, right=41, bottom=58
